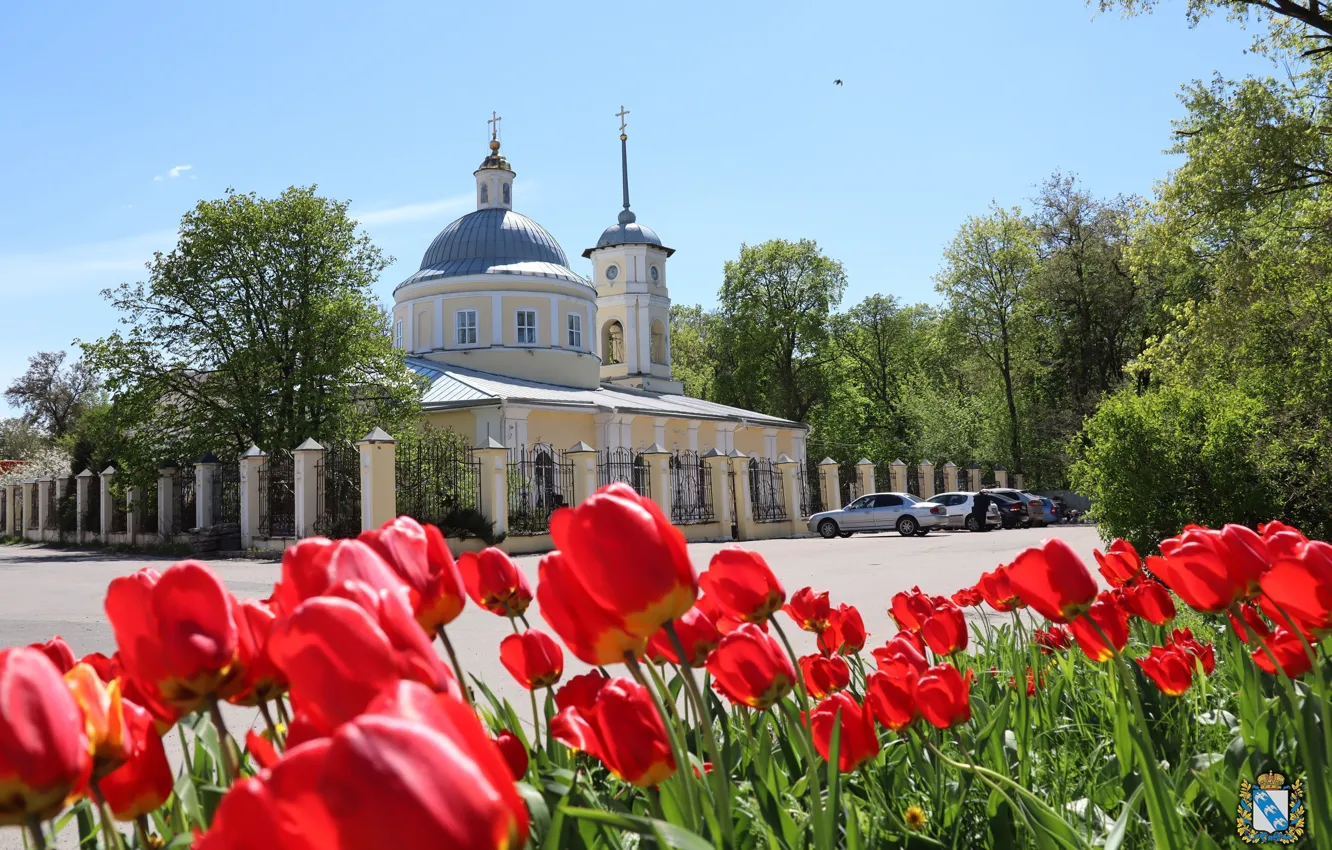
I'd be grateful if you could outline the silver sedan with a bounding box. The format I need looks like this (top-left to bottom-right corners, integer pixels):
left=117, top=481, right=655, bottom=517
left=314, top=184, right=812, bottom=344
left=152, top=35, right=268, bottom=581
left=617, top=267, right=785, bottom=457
left=807, top=492, right=947, bottom=539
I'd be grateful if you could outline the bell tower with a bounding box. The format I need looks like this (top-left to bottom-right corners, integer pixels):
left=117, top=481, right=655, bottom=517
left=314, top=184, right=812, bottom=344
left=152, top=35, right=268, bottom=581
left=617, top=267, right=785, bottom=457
left=474, top=111, right=514, bottom=211
left=584, top=106, right=682, bottom=395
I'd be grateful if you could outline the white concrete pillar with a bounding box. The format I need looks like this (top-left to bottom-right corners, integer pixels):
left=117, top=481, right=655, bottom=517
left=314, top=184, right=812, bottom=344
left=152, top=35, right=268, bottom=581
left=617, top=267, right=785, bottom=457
left=157, top=466, right=177, bottom=537
left=776, top=453, right=801, bottom=521
left=75, top=469, right=94, bottom=542
left=196, top=454, right=219, bottom=529
left=891, top=459, right=907, bottom=494
left=764, top=429, right=779, bottom=461
left=653, top=418, right=668, bottom=448
left=703, top=449, right=731, bottom=533
left=473, top=437, right=508, bottom=537
left=819, top=457, right=841, bottom=511
left=918, top=461, right=935, bottom=499
left=98, top=469, right=115, bottom=537
left=643, top=443, right=672, bottom=520
left=293, top=439, right=325, bottom=539
left=239, top=447, right=267, bottom=548
left=356, top=429, right=397, bottom=533
left=732, top=451, right=759, bottom=540
left=566, top=442, right=598, bottom=506
left=944, top=462, right=959, bottom=493
left=856, top=459, right=875, bottom=497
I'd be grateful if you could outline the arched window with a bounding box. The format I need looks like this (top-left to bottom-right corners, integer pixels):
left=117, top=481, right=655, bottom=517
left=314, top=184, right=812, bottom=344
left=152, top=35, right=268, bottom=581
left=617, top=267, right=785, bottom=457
left=479, top=183, right=489, bottom=204
left=502, top=183, right=511, bottom=204
left=650, top=320, right=667, bottom=364
left=603, top=321, right=625, bottom=365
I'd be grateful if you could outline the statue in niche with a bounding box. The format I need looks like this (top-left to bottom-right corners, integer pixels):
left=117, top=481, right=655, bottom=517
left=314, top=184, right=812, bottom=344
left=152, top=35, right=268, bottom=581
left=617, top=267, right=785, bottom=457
left=479, top=184, right=489, bottom=204
left=606, top=322, right=625, bottom=365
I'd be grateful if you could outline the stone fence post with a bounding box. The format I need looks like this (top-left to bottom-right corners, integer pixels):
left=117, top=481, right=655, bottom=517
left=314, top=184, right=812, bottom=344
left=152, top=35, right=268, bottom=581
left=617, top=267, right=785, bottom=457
left=566, top=441, right=598, bottom=508
left=776, top=453, right=801, bottom=524
left=239, top=447, right=267, bottom=548
left=968, top=464, right=982, bottom=493
left=703, top=449, right=731, bottom=534
left=1013, top=472, right=1026, bottom=490
left=818, top=457, right=841, bottom=511
left=731, top=450, right=759, bottom=541
left=890, top=459, right=907, bottom=494
left=643, top=443, right=672, bottom=521
left=918, top=460, right=935, bottom=499
left=76, top=469, right=94, bottom=543
left=99, top=468, right=116, bottom=537
left=943, top=462, right=959, bottom=493
left=196, top=453, right=219, bottom=530
left=293, top=439, right=325, bottom=539
left=356, top=429, right=397, bottom=533
left=157, top=466, right=178, bottom=537
left=995, top=465, right=1009, bottom=488
left=36, top=478, right=51, bottom=538
left=856, top=459, right=875, bottom=497
left=472, top=437, right=508, bottom=538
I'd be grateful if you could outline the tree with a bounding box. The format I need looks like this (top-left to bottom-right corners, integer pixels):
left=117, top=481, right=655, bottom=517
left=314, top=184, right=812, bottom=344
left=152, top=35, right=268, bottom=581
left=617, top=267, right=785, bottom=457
left=935, top=206, right=1038, bottom=473
left=1098, top=0, right=1332, bottom=54
left=669, top=304, right=718, bottom=400
left=4, top=351, right=99, bottom=439
left=81, top=187, right=421, bottom=471
left=712, top=239, right=847, bottom=423
left=0, top=418, right=49, bottom=460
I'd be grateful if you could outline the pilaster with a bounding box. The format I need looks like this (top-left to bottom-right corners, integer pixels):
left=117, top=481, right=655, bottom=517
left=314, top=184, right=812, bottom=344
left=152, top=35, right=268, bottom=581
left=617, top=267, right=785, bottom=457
left=819, top=457, right=841, bottom=511
left=566, top=441, right=599, bottom=507
left=642, top=443, right=672, bottom=520
left=473, top=437, right=509, bottom=537
left=293, top=438, right=326, bottom=539
left=856, top=459, right=875, bottom=497
left=356, top=429, right=397, bottom=533
left=918, top=460, right=935, bottom=500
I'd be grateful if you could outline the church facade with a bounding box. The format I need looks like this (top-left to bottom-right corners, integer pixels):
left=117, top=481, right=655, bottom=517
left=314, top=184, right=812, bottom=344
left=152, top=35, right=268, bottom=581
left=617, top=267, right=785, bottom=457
left=389, top=119, right=810, bottom=469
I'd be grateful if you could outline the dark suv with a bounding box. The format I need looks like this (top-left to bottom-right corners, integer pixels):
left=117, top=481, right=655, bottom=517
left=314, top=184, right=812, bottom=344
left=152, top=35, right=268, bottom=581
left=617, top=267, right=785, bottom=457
left=985, top=488, right=1045, bottom=527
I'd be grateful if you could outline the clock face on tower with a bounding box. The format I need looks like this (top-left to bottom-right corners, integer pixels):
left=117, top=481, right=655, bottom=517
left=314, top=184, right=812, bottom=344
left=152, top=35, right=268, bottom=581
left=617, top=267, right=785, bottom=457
left=650, top=265, right=659, bottom=281
left=606, top=264, right=619, bottom=281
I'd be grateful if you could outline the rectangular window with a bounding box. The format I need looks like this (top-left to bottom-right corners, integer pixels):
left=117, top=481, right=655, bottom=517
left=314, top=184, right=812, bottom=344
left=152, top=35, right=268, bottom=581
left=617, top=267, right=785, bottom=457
left=516, top=310, right=537, bottom=345
left=394, top=320, right=404, bottom=348
left=567, top=313, right=582, bottom=348
left=455, top=310, right=477, bottom=345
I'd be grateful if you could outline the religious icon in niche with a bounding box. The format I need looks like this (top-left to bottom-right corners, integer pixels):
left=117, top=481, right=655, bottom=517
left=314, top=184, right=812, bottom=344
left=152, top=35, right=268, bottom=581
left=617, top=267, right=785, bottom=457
left=605, top=321, right=625, bottom=365
left=479, top=183, right=489, bottom=204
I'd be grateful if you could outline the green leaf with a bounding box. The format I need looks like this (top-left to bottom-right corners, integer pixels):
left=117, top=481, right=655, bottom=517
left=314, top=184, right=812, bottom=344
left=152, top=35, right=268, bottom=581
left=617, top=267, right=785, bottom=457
left=1102, top=784, right=1143, bottom=850
left=560, top=806, right=713, bottom=850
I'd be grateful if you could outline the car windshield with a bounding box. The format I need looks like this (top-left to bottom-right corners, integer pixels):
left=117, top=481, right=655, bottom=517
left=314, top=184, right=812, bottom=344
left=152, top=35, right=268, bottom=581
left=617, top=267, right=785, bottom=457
left=925, top=495, right=947, bottom=504
left=900, top=493, right=921, bottom=504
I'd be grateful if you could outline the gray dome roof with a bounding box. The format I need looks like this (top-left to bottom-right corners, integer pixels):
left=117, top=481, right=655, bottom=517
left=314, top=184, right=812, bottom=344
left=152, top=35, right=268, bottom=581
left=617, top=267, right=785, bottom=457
left=398, top=208, right=586, bottom=289
left=583, top=209, right=675, bottom=258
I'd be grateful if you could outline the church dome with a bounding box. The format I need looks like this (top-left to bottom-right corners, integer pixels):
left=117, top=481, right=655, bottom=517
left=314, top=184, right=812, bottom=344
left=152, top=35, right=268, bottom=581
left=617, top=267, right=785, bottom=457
left=399, top=208, right=587, bottom=288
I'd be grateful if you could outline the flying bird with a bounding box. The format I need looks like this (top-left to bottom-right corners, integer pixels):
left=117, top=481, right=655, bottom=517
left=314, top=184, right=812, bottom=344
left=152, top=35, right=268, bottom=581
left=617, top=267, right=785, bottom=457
left=834, top=79, right=843, bottom=86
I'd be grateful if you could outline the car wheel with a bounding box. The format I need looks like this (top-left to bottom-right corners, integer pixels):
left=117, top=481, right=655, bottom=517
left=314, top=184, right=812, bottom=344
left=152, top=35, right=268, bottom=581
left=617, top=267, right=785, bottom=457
left=896, top=516, right=918, bottom=537
left=914, top=529, right=929, bottom=537
left=818, top=519, right=839, bottom=539
left=1020, top=520, right=1032, bottom=529
left=839, top=531, right=854, bottom=538
left=965, top=515, right=980, bottom=532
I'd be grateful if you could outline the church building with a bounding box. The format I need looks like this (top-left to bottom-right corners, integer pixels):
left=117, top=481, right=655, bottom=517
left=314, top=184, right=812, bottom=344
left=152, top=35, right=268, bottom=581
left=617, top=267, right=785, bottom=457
left=390, top=113, right=809, bottom=464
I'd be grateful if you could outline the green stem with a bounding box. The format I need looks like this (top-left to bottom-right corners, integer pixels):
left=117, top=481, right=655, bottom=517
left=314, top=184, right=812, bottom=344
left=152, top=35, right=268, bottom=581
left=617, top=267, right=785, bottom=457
left=665, top=621, right=735, bottom=846
left=258, top=700, right=282, bottom=750
left=436, top=625, right=473, bottom=708
left=208, top=697, right=240, bottom=787
left=89, top=779, right=126, bottom=850
left=134, top=816, right=153, bottom=849
left=769, top=617, right=827, bottom=837
left=177, top=724, right=194, bottom=776
left=624, top=651, right=702, bottom=834
left=25, top=816, right=46, bottom=850
left=529, top=686, right=542, bottom=751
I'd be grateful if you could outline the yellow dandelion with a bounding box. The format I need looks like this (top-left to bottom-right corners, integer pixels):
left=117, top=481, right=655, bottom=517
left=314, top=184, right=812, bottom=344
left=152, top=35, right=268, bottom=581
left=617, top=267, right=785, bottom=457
left=905, top=805, right=927, bottom=832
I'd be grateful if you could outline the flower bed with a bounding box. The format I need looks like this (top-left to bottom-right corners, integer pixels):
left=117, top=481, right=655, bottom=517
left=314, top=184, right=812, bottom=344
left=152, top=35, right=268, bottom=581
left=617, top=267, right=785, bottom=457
left=1, top=484, right=1329, bottom=848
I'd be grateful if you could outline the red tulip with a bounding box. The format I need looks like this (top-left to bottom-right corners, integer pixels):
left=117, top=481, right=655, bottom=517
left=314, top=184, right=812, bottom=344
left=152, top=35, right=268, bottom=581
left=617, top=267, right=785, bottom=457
left=866, top=669, right=918, bottom=732
left=1168, top=628, right=1216, bottom=675
left=554, top=671, right=608, bottom=712
left=799, top=654, right=851, bottom=699
left=1153, top=524, right=1270, bottom=612
left=1259, top=521, right=1308, bottom=560
left=889, top=588, right=933, bottom=632
left=1093, top=539, right=1141, bottom=586
left=645, top=607, right=721, bottom=668
left=1228, top=603, right=1273, bottom=645
left=1007, top=538, right=1098, bottom=623
left=29, top=636, right=76, bottom=674
left=550, top=709, right=597, bottom=754
left=581, top=678, right=677, bottom=787
left=1069, top=595, right=1130, bottom=662
left=696, top=593, right=754, bottom=635
left=921, top=601, right=968, bottom=656
left=198, top=681, right=529, bottom=850
left=495, top=730, right=529, bottom=781
left=950, top=587, right=984, bottom=608
left=360, top=516, right=468, bottom=631
left=0, top=647, right=91, bottom=826
left=1124, top=579, right=1176, bottom=626
left=809, top=692, right=879, bottom=771
left=270, top=538, right=407, bottom=617
left=783, top=587, right=832, bottom=632
left=246, top=729, right=279, bottom=771
left=1034, top=624, right=1073, bottom=654
left=105, top=562, right=239, bottom=714
left=223, top=599, right=287, bottom=706
left=915, top=664, right=972, bottom=729
left=1259, top=539, right=1332, bottom=636
left=1136, top=645, right=1194, bottom=696
left=699, top=547, right=786, bottom=624
left=549, top=483, right=697, bottom=638
left=975, top=567, right=1024, bottom=612
left=499, top=629, right=564, bottom=690
left=707, top=623, right=796, bottom=709
left=819, top=604, right=867, bottom=656
left=871, top=634, right=927, bottom=679
left=536, top=551, right=647, bottom=666
left=64, top=663, right=132, bottom=777
left=457, top=548, right=533, bottom=618
left=1251, top=627, right=1314, bottom=678
left=99, top=699, right=173, bottom=821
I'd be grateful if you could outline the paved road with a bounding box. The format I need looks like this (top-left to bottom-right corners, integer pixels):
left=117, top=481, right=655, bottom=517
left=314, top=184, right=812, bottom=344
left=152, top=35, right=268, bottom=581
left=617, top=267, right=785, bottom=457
left=0, top=525, right=1103, bottom=847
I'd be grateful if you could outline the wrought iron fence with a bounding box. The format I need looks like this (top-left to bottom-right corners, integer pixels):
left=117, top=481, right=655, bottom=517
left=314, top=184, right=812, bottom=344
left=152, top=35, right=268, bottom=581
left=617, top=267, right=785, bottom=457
left=0, top=488, right=6, bottom=532
left=259, top=449, right=296, bottom=538
left=936, top=467, right=949, bottom=495
left=27, top=488, right=39, bottom=529
left=109, top=491, right=126, bottom=534
left=727, top=466, right=738, bottom=538
left=597, top=448, right=651, bottom=499
left=315, top=442, right=363, bottom=539
left=839, top=460, right=862, bottom=506
left=173, top=467, right=196, bottom=534
left=85, top=479, right=100, bottom=534
left=396, top=431, right=483, bottom=528
left=213, top=463, right=241, bottom=525
left=58, top=479, right=77, bottom=534
left=749, top=457, right=787, bottom=523
left=669, top=451, right=713, bottom=525
left=507, top=444, right=572, bottom=535
left=907, top=465, right=921, bottom=496
left=43, top=484, right=57, bottom=530
left=8, top=489, right=18, bottom=532
left=136, top=486, right=158, bottom=535
left=799, top=459, right=824, bottom=517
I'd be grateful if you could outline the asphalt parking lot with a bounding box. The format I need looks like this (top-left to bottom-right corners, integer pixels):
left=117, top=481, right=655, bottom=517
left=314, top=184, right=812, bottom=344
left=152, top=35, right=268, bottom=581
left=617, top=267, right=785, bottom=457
left=0, top=524, right=1104, bottom=848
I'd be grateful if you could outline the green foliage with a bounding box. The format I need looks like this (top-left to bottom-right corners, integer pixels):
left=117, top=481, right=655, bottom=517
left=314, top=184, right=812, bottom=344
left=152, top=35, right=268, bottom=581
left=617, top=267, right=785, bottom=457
left=1070, top=383, right=1278, bottom=553
left=668, top=304, right=716, bottom=400
left=80, top=186, right=422, bottom=478
left=3, top=351, right=101, bottom=440
left=0, top=417, right=49, bottom=460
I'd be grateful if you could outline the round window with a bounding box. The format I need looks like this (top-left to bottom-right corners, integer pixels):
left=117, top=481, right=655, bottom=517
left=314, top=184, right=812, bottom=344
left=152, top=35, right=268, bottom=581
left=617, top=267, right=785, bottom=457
left=649, top=265, right=659, bottom=282
left=606, top=264, right=619, bottom=281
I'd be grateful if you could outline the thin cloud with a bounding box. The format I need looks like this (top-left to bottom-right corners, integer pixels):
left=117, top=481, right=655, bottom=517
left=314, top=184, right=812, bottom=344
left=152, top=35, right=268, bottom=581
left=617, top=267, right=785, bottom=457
left=353, top=194, right=472, bottom=226
left=153, top=164, right=194, bottom=182
left=0, top=229, right=176, bottom=297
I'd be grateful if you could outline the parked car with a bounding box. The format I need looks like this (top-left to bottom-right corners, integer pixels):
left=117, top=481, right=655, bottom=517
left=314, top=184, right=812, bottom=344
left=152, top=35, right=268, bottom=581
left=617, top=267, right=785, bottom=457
left=1034, top=496, right=1058, bottom=526
left=923, top=492, right=1003, bottom=531
left=807, top=492, right=948, bottom=539
left=986, top=491, right=1028, bottom=528
left=985, top=488, right=1046, bottom=527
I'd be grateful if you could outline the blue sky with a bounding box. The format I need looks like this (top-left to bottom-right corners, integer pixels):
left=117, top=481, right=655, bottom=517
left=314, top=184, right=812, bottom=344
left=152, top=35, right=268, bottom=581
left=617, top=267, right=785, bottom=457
left=0, top=0, right=1272, bottom=416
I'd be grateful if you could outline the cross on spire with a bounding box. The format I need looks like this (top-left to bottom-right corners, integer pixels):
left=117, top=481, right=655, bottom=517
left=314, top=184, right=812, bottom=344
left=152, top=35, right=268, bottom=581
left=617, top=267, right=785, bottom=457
left=616, top=105, right=630, bottom=134
left=488, top=111, right=502, bottom=141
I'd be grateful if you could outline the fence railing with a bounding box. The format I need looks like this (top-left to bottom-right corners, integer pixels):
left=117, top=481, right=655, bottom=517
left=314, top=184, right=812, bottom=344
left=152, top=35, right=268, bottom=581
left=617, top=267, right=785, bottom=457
left=507, top=444, right=573, bottom=536
left=27, top=489, right=38, bottom=529
left=85, top=480, right=100, bottom=534
left=174, top=467, right=196, bottom=534
left=42, top=485, right=57, bottom=530
left=597, top=448, right=651, bottom=499
left=137, top=487, right=158, bottom=535
left=669, top=451, right=714, bottom=525
left=315, top=442, right=362, bottom=539
left=0, top=488, right=6, bottom=532
left=9, top=490, right=18, bottom=532
left=213, top=463, right=241, bottom=525
left=839, top=460, right=862, bottom=506
left=258, top=450, right=296, bottom=538
left=798, top=460, right=823, bottom=517
left=394, top=431, right=483, bottom=529
left=58, top=479, right=77, bottom=534
left=749, top=457, right=787, bottom=523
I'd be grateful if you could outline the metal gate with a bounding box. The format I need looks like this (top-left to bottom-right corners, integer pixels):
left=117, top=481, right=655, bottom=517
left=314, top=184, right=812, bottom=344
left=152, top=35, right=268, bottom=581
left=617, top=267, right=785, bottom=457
left=213, top=462, right=241, bottom=525
left=750, top=457, right=787, bottom=523
left=839, top=460, right=862, bottom=505
left=669, top=451, right=713, bottom=525
left=597, top=448, right=651, bottom=498
left=507, top=444, right=573, bottom=535
left=85, top=479, right=100, bottom=533
left=798, top=459, right=823, bottom=518
left=396, top=431, right=482, bottom=528
left=727, top=465, right=738, bottom=538
left=173, top=467, right=196, bottom=534
left=258, top=450, right=295, bottom=538
left=315, top=442, right=363, bottom=539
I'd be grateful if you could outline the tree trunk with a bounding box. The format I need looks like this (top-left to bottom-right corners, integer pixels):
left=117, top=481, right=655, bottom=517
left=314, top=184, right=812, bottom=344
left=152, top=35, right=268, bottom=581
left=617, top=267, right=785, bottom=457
left=999, top=325, right=1023, bottom=473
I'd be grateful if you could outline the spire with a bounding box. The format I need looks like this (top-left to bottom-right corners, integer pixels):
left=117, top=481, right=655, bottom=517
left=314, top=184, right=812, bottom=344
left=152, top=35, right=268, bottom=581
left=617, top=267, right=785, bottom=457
left=617, top=105, right=636, bottom=225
